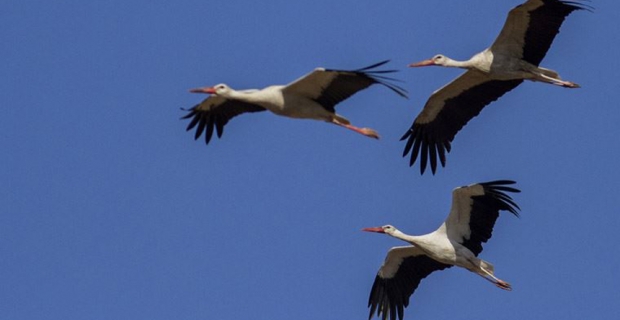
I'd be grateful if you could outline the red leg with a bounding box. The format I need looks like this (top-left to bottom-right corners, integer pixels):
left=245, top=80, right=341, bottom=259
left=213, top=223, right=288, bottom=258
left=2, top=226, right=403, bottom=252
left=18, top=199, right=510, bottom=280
left=331, top=119, right=380, bottom=139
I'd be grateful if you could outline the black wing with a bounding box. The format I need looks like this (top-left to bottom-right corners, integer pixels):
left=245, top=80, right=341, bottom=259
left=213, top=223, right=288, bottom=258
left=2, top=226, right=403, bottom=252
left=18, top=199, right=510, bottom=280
left=401, top=70, right=523, bottom=175
left=491, top=0, right=590, bottom=66
left=283, top=60, right=407, bottom=113
left=445, top=180, right=521, bottom=256
left=368, top=247, right=451, bottom=320
left=181, top=95, right=266, bottom=145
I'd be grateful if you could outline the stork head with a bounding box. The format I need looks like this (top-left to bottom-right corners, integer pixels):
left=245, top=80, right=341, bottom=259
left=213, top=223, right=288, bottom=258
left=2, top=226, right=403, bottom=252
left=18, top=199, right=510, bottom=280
left=362, top=225, right=397, bottom=235
left=408, top=54, right=448, bottom=67
left=189, top=83, right=230, bottom=95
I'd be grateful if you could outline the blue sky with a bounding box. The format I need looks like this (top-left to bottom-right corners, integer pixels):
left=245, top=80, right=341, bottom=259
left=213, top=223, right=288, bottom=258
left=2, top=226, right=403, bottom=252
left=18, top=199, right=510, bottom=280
left=2, top=1, right=619, bottom=319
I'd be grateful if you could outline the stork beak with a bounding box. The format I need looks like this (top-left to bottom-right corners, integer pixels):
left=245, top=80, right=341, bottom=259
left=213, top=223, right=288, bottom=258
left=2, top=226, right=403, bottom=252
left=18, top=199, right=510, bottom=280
left=189, top=86, right=217, bottom=94
left=408, top=59, right=435, bottom=67
left=362, top=227, right=385, bottom=233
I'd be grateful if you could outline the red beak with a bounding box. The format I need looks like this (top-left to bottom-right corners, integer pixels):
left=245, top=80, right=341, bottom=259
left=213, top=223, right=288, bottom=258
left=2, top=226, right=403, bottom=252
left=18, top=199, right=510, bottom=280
left=189, top=86, right=217, bottom=94
left=408, top=59, right=436, bottom=67
left=362, top=227, right=385, bottom=233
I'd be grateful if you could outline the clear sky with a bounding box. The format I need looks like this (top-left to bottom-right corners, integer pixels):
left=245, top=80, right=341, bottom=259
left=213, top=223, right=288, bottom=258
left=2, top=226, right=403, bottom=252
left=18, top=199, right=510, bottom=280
left=2, top=1, right=619, bottom=319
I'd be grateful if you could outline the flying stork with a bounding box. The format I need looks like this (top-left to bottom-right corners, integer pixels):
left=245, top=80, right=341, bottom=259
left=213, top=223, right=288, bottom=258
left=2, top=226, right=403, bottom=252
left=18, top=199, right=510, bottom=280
left=182, top=60, right=407, bottom=144
left=401, top=0, right=590, bottom=174
left=364, top=180, right=521, bottom=320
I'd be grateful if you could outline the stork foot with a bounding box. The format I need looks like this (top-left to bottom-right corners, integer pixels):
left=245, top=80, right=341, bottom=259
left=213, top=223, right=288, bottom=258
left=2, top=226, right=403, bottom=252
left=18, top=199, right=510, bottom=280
left=495, top=280, right=512, bottom=291
left=359, top=128, right=380, bottom=139
left=551, top=79, right=580, bottom=88
left=537, top=73, right=580, bottom=88
left=331, top=119, right=380, bottom=139
left=562, top=81, right=581, bottom=89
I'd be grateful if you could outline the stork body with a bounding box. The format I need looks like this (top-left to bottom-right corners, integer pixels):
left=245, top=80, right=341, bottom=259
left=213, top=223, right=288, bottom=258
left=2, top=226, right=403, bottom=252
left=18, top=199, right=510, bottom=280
left=182, top=60, right=407, bottom=144
left=198, top=85, right=350, bottom=122
left=364, top=180, right=521, bottom=320
left=401, top=0, right=589, bottom=174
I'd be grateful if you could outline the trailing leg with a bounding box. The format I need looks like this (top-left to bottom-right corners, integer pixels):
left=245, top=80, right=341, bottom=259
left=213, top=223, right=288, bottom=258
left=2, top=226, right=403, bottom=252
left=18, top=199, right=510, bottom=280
left=331, top=116, right=380, bottom=139
left=470, top=258, right=512, bottom=291
left=536, top=72, right=580, bottom=88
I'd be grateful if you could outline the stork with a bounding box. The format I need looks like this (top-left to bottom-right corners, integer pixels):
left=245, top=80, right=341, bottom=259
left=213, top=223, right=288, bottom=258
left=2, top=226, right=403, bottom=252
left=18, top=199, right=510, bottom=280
left=364, top=180, right=521, bottom=320
left=401, top=0, right=590, bottom=174
left=182, top=60, right=407, bottom=144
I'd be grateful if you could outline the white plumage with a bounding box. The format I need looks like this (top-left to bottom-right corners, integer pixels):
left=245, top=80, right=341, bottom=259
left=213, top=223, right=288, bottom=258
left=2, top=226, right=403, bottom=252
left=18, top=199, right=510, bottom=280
left=182, top=60, right=407, bottom=143
left=401, top=0, right=589, bottom=174
left=364, top=180, right=521, bottom=320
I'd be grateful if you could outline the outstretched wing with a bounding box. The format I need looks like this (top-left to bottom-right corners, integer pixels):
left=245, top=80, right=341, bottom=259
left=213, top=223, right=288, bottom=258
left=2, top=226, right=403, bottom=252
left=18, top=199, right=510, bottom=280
left=490, top=0, right=590, bottom=65
left=181, top=95, right=266, bottom=145
left=283, top=60, right=407, bottom=113
left=442, top=180, right=521, bottom=256
left=368, top=246, right=451, bottom=320
left=401, top=70, right=522, bottom=175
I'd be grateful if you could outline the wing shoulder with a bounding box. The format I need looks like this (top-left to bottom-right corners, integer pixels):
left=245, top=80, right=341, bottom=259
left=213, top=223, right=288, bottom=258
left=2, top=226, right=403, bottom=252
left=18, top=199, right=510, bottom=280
left=490, top=0, right=539, bottom=57
left=491, top=0, right=589, bottom=65
left=282, top=68, right=329, bottom=99
left=283, top=61, right=407, bottom=112
left=444, top=180, right=521, bottom=255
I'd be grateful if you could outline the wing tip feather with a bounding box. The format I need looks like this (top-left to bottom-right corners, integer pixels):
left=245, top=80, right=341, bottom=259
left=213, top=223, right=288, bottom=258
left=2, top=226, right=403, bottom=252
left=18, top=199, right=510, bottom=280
left=479, top=180, right=521, bottom=217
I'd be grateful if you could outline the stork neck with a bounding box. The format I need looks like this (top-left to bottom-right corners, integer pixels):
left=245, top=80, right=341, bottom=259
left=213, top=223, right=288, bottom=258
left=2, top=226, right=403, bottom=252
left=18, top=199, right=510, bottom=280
left=444, top=58, right=474, bottom=69
left=220, top=89, right=241, bottom=99
left=390, top=230, right=421, bottom=245
left=220, top=89, right=259, bottom=104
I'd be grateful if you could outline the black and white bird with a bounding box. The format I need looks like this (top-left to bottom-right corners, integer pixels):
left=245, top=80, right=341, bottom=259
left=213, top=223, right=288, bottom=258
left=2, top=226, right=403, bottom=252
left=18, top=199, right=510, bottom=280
left=182, top=60, right=407, bottom=143
left=363, top=180, right=521, bottom=320
left=401, top=0, right=590, bottom=174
